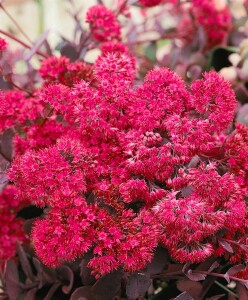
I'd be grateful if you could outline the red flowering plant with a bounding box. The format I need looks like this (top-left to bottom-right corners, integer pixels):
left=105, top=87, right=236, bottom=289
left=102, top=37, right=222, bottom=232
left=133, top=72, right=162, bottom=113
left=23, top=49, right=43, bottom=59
left=1, top=1, right=248, bottom=299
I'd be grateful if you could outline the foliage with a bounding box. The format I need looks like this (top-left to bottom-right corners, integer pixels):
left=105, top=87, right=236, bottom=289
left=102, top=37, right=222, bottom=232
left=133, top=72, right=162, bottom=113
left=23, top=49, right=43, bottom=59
left=1, top=0, right=248, bottom=299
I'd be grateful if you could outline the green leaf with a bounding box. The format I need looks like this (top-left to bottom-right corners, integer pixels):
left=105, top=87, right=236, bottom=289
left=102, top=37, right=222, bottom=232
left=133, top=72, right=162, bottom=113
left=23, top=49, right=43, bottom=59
left=144, top=42, right=157, bottom=62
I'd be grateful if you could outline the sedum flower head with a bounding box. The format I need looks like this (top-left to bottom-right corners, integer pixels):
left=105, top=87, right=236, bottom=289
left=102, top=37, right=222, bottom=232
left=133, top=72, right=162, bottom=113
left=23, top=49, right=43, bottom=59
left=9, top=52, right=248, bottom=277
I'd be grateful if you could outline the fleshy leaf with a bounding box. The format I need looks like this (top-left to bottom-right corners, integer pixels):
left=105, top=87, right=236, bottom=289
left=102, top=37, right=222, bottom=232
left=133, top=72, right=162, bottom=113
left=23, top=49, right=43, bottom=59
left=92, top=270, right=122, bottom=300
left=57, top=265, right=74, bottom=294
left=23, top=288, right=38, bottom=300
left=237, top=282, right=248, bottom=299
left=126, top=273, right=151, bottom=300
left=70, top=286, right=96, bottom=300
left=208, top=261, right=220, bottom=273
left=80, top=252, right=95, bottom=286
left=145, top=247, right=168, bottom=275
left=17, top=244, right=35, bottom=281
left=4, top=260, right=22, bottom=300
left=185, top=270, right=206, bottom=282
left=177, top=279, right=202, bottom=299
left=218, top=240, right=233, bottom=253
left=0, top=128, right=14, bottom=162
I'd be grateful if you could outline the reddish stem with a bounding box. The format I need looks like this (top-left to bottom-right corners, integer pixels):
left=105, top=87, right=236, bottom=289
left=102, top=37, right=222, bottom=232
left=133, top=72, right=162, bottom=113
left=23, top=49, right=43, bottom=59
left=0, top=30, right=49, bottom=59
left=193, top=270, right=248, bottom=284
left=115, top=0, right=128, bottom=17
left=40, top=107, right=55, bottom=127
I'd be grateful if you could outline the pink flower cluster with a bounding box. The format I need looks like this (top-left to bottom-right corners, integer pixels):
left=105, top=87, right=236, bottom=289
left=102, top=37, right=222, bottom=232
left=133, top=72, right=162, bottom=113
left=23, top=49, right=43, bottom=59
left=139, top=0, right=164, bottom=7
left=39, top=56, right=94, bottom=87
left=176, top=0, right=232, bottom=49
left=86, top=5, right=121, bottom=42
left=225, top=123, right=248, bottom=193
left=0, top=185, right=27, bottom=265
left=9, top=49, right=248, bottom=277
left=0, top=91, right=42, bottom=132
left=138, top=0, right=176, bottom=7
left=0, top=38, right=7, bottom=51
left=192, top=0, right=232, bottom=49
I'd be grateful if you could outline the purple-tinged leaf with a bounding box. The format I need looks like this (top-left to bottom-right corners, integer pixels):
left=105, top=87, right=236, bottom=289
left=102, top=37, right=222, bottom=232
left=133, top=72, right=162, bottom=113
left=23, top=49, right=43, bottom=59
left=177, top=279, right=202, bottom=300
left=208, top=262, right=220, bottom=273
left=60, top=42, right=78, bottom=62
left=223, top=265, right=245, bottom=284
left=236, top=103, right=248, bottom=127
left=163, top=263, right=183, bottom=276
left=195, top=26, right=207, bottom=51
left=1, top=62, right=12, bottom=77
left=224, top=273, right=230, bottom=284
left=235, top=83, right=248, bottom=104
left=187, top=65, right=202, bottom=81
left=92, top=270, right=122, bottom=300
left=70, top=286, right=96, bottom=300
left=42, top=265, right=57, bottom=284
left=218, top=240, right=233, bottom=253
left=43, top=282, right=61, bottom=300
left=43, top=39, right=52, bottom=56
left=226, top=264, right=245, bottom=276
left=0, top=171, right=8, bottom=192
left=181, top=186, right=194, bottom=198
left=127, top=0, right=137, bottom=4
left=17, top=244, right=35, bottom=281
left=230, top=31, right=247, bottom=47
left=0, top=75, right=12, bottom=90
left=145, top=247, right=168, bottom=275
left=241, top=281, right=248, bottom=290
left=23, top=219, right=35, bottom=236
left=185, top=270, right=206, bottom=282
left=0, top=128, right=14, bottom=162
left=4, top=260, right=22, bottom=300
left=24, top=30, right=49, bottom=62
left=80, top=252, right=95, bottom=286
left=174, top=291, right=194, bottom=300
left=23, top=288, right=37, bottom=300
left=57, top=265, right=74, bottom=294
left=126, top=273, right=151, bottom=300
left=32, top=257, right=56, bottom=285
left=32, top=257, right=46, bottom=289
left=240, top=244, right=248, bottom=252
left=182, top=263, right=191, bottom=274
left=237, top=282, right=248, bottom=299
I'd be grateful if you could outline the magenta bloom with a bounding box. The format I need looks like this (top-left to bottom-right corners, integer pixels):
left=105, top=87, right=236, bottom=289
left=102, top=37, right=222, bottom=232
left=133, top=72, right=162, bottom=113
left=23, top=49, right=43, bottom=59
left=86, top=5, right=121, bottom=42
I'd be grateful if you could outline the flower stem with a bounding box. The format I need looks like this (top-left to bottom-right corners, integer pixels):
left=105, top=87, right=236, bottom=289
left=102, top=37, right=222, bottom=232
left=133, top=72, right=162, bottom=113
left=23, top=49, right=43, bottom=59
left=0, top=29, right=48, bottom=58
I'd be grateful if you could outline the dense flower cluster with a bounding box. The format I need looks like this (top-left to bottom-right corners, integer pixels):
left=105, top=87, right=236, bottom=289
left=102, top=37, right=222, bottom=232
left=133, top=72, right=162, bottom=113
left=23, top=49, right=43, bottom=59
left=0, top=91, right=42, bottom=132
left=138, top=0, right=177, bottom=7
left=1, top=5, right=248, bottom=298
left=0, top=38, right=7, bottom=51
left=176, top=0, right=232, bottom=49
left=0, top=185, right=27, bottom=264
left=225, top=123, right=248, bottom=191
left=192, top=0, right=232, bottom=49
left=138, top=0, right=164, bottom=7
left=39, top=56, right=94, bottom=87
left=86, top=5, right=121, bottom=42
left=9, top=49, right=248, bottom=277
left=154, top=166, right=245, bottom=263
